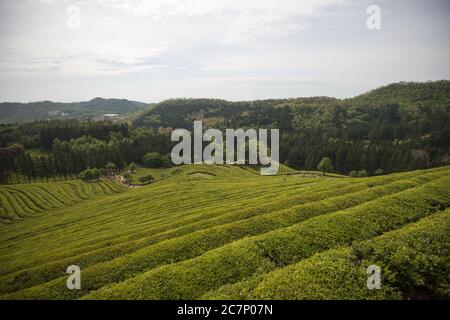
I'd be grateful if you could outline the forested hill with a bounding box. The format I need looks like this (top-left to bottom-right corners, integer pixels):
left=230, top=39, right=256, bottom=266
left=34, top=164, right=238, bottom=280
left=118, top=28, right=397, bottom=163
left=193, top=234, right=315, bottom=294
left=0, top=98, right=150, bottom=123
left=134, top=81, right=450, bottom=174
left=350, top=80, right=450, bottom=106
left=0, top=81, right=448, bottom=178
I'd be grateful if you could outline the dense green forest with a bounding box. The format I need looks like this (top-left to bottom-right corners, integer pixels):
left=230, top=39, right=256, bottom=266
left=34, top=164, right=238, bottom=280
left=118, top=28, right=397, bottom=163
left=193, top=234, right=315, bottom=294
left=0, top=81, right=449, bottom=183
left=0, top=120, right=172, bottom=183
left=135, top=81, right=450, bottom=174
left=0, top=98, right=150, bottom=123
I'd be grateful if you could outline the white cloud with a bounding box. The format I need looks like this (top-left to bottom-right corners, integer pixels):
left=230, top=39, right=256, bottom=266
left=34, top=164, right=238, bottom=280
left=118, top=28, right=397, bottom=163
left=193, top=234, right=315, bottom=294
left=0, top=0, right=354, bottom=78
left=97, top=0, right=352, bottom=42
left=0, top=0, right=449, bottom=102
left=98, top=0, right=350, bottom=19
left=0, top=40, right=169, bottom=76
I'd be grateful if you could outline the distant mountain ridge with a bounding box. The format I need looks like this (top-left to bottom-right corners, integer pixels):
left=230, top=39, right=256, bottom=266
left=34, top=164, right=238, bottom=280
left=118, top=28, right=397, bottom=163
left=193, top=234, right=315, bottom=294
left=133, top=80, right=450, bottom=129
left=1, top=80, right=449, bottom=125
left=0, top=98, right=150, bottom=123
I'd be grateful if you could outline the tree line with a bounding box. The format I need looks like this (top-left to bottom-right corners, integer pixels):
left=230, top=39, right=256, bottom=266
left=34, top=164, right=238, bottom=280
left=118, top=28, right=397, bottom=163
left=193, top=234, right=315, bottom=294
left=0, top=120, right=173, bottom=183
left=134, top=81, right=450, bottom=175
left=1, top=81, right=449, bottom=182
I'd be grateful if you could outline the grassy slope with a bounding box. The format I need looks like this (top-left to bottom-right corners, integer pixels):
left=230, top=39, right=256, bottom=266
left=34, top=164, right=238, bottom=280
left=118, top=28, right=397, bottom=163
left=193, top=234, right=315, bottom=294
left=0, top=179, right=125, bottom=224
left=125, top=163, right=299, bottom=185
left=0, top=165, right=448, bottom=299
left=203, top=208, right=450, bottom=300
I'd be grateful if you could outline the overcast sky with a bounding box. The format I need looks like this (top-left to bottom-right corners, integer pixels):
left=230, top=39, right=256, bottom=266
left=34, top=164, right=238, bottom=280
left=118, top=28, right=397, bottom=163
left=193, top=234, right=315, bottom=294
left=0, top=0, right=449, bottom=102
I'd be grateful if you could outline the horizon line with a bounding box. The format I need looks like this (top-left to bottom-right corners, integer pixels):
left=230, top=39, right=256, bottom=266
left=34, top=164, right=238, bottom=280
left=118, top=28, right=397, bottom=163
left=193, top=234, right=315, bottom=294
left=0, top=79, right=448, bottom=105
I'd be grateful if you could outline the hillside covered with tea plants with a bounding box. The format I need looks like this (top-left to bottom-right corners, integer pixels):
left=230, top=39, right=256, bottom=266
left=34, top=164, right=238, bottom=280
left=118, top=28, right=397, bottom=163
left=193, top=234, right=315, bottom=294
left=0, top=164, right=449, bottom=300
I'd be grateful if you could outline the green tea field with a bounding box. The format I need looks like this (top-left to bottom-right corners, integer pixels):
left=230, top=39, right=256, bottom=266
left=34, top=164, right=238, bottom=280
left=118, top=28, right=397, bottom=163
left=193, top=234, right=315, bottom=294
left=0, top=165, right=449, bottom=300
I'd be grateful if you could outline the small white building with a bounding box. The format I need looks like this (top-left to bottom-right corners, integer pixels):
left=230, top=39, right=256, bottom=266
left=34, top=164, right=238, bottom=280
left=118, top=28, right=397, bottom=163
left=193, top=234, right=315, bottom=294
left=48, top=111, right=69, bottom=117
left=103, top=113, right=121, bottom=121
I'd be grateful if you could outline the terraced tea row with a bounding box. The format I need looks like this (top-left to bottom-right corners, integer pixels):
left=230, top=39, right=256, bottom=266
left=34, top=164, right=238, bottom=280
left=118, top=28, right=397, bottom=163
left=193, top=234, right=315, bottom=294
left=0, top=165, right=449, bottom=299
left=1, top=166, right=438, bottom=283
left=0, top=172, right=427, bottom=294
left=0, top=169, right=321, bottom=275
left=0, top=179, right=351, bottom=292
left=83, top=173, right=450, bottom=299
left=203, top=208, right=450, bottom=299
left=0, top=166, right=448, bottom=299
left=0, top=180, right=125, bottom=224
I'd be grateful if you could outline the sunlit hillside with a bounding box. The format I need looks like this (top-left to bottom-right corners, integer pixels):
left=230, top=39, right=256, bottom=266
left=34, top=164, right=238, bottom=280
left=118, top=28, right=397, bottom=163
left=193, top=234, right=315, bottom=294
left=0, top=165, right=449, bottom=300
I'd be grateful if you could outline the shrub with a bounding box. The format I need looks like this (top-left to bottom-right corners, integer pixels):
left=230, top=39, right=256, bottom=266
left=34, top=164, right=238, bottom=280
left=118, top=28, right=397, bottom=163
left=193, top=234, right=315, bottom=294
left=143, top=152, right=172, bottom=168
left=92, top=168, right=101, bottom=180
left=162, top=155, right=172, bottom=167
left=80, top=168, right=100, bottom=182
left=142, top=152, right=165, bottom=168
left=139, top=174, right=155, bottom=184
left=349, top=170, right=358, bottom=177
left=79, top=169, right=93, bottom=182
left=374, top=168, right=384, bottom=175
left=128, top=163, right=137, bottom=173
left=317, top=157, right=333, bottom=174
left=122, top=172, right=132, bottom=183
left=357, top=170, right=368, bottom=177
